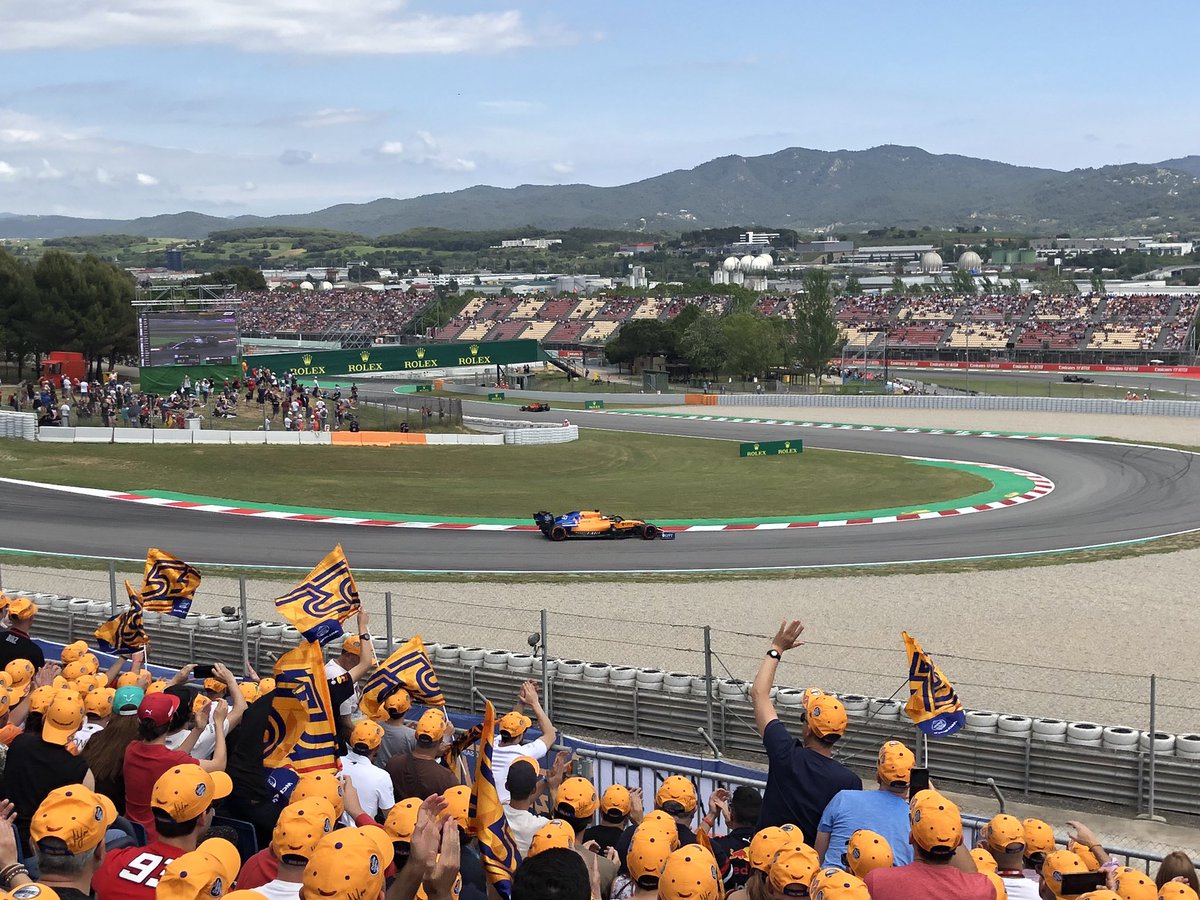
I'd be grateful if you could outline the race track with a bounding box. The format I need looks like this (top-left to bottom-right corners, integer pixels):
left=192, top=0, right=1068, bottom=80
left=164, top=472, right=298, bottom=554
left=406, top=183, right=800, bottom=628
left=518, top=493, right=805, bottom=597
left=2, top=398, right=1199, bottom=573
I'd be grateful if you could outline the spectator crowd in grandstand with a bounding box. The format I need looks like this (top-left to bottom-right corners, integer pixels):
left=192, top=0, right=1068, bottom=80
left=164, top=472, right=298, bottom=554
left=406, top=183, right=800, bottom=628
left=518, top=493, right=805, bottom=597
left=237, top=290, right=435, bottom=339
left=0, top=593, right=1192, bottom=900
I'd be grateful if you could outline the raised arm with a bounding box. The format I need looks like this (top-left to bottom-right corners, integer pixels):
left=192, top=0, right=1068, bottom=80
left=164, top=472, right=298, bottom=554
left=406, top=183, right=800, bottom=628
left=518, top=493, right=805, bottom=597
left=348, top=609, right=377, bottom=681
left=520, top=680, right=556, bottom=749
left=750, top=620, right=805, bottom=736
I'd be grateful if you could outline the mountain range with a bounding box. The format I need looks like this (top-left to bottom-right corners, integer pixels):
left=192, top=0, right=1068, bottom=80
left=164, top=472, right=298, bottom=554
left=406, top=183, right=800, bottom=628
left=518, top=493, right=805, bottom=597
left=3, top=144, right=1200, bottom=240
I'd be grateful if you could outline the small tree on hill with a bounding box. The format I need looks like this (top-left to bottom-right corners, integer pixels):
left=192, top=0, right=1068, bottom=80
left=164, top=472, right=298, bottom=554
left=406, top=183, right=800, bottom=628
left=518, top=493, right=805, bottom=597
left=790, top=269, right=844, bottom=391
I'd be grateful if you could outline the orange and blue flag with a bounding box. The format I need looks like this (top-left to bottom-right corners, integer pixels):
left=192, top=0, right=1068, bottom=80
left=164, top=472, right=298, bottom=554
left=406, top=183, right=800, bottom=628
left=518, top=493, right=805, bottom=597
left=274, top=545, right=360, bottom=645
left=903, top=631, right=965, bottom=738
left=470, top=698, right=520, bottom=899
left=140, top=548, right=202, bottom=617
left=95, top=583, right=149, bottom=654
left=263, top=689, right=309, bottom=769
left=359, top=635, right=444, bottom=718
left=274, top=640, right=340, bottom=772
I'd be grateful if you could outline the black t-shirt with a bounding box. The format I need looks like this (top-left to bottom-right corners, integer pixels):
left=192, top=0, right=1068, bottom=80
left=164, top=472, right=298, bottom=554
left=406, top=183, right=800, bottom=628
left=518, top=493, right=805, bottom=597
left=581, top=823, right=625, bottom=853
left=225, top=692, right=276, bottom=804
left=711, top=825, right=756, bottom=890
left=0, top=631, right=44, bottom=670
left=757, top=719, right=861, bottom=841
left=3, top=733, right=89, bottom=853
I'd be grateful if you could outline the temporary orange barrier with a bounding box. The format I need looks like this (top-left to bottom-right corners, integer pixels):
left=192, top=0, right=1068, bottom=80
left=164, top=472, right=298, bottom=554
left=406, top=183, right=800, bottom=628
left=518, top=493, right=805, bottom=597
left=330, top=431, right=428, bottom=447
left=684, top=394, right=718, bottom=406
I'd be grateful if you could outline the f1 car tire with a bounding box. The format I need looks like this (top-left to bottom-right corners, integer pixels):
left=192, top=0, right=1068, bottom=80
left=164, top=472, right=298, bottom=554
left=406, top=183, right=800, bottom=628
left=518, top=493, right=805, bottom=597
left=549, top=526, right=567, bottom=542
left=642, top=524, right=660, bottom=540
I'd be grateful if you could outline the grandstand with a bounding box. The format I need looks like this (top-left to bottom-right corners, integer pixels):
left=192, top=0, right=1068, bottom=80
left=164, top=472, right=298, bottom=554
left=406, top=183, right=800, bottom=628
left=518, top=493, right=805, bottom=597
left=237, top=289, right=436, bottom=346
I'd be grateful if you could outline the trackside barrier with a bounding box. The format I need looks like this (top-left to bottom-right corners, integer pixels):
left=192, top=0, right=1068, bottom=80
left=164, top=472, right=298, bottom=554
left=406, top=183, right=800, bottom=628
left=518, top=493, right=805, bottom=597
left=715, top=393, right=1200, bottom=417
left=32, top=426, right=334, bottom=445
left=504, top=425, right=579, bottom=445
left=0, top=411, right=36, bottom=440
left=7, top=588, right=1198, bottom=827
left=444, top=384, right=683, bottom=404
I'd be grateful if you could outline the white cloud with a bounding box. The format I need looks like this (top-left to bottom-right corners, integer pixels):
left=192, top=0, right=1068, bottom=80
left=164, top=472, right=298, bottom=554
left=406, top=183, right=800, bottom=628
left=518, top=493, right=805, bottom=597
left=136, top=172, right=159, bottom=186
left=479, top=100, right=544, bottom=116
left=551, top=161, right=574, bottom=175
left=279, top=149, right=314, bottom=166
left=0, top=128, right=41, bottom=143
left=94, top=167, right=113, bottom=185
left=0, top=161, right=19, bottom=181
left=36, top=159, right=63, bottom=180
left=373, top=131, right=473, bottom=172
left=293, top=108, right=374, bottom=129
left=439, top=158, right=476, bottom=172
left=377, top=142, right=406, bottom=156
left=0, top=1, right=539, bottom=55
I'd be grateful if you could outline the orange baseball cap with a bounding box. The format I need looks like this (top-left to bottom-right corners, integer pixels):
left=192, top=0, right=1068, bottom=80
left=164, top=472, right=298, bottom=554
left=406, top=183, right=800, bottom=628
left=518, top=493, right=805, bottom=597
left=1078, top=891, right=1124, bottom=900
left=497, top=711, right=531, bottom=740
left=554, top=777, right=598, bottom=819
left=1070, top=840, right=1101, bottom=871
left=349, top=719, right=384, bottom=753
left=1024, top=818, right=1057, bottom=857
left=8, top=886, right=62, bottom=900
left=5, top=659, right=34, bottom=687
left=804, top=693, right=848, bottom=739
left=1112, top=867, right=1157, bottom=900
left=116, top=672, right=143, bottom=689
left=203, top=678, right=226, bottom=695
left=627, top=823, right=676, bottom=884
left=1159, top=887, right=1200, bottom=900
left=660, top=845, right=722, bottom=900
left=77, top=655, right=100, bottom=676
left=302, top=827, right=393, bottom=900
left=8, top=597, right=38, bottom=620
left=271, top=796, right=336, bottom=863
left=42, top=690, right=85, bottom=746
left=59, top=641, right=90, bottom=663
left=769, top=844, right=821, bottom=894
left=341, top=634, right=362, bottom=655
left=382, top=690, right=412, bottom=718
left=811, top=868, right=872, bottom=899
left=28, top=685, right=57, bottom=714
left=528, top=819, right=575, bottom=857
left=238, top=682, right=261, bottom=704
left=983, top=813, right=1026, bottom=854
left=1042, top=850, right=1089, bottom=896
left=846, top=829, right=893, bottom=877
left=258, top=677, right=276, bottom=694
left=655, top=775, right=697, bottom=815
left=157, top=838, right=241, bottom=900
left=876, top=740, right=915, bottom=786
left=152, top=765, right=234, bottom=823
left=441, top=785, right=470, bottom=831
left=62, top=661, right=90, bottom=683
left=84, top=687, right=116, bottom=718
left=147, top=679, right=169, bottom=694
left=600, top=784, right=632, bottom=821
left=971, top=848, right=998, bottom=873
left=31, top=784, right=117, bottom=854
left=748, top=824, right=803, bottom=872
left=415, top=708, right=451, bottom=745
left=290, top=773, right=344, bottom=818
left=909, top=790, right=962, bottom=856
left=383, top=798, right=421, bottom=843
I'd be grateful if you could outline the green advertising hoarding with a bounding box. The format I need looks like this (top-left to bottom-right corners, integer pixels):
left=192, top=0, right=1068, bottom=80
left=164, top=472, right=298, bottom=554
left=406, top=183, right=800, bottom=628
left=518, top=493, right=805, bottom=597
left=584, top=400, right=605, bottom=409
left=488, top=392, right=506, bottom=401
left=739, top=439, right=803, bottom=458
left=243, top=339, right=541, bottom=379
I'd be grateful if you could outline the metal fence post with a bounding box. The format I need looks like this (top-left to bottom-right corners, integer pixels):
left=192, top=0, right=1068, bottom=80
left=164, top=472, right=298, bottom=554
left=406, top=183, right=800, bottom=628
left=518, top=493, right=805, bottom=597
left=385, top=591, right=394, bottom=650
left=703, top=626, right=714, bottom=741
left=540, top=609, right=550, bottom=718
left=108, top=561, right=117, bottom=615
left=1138, top=673, right=1165, bottom=822
left=238, top=576, right=249, bottom=677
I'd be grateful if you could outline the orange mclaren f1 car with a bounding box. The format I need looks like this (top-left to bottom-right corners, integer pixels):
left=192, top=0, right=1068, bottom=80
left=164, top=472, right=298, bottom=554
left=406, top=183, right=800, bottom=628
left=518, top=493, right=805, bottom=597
left=533, top=510, right=674, bottom=541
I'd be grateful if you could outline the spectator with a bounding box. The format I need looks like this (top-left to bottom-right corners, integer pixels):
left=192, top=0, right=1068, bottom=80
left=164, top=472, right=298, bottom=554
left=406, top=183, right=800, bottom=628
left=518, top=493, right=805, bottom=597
left=492, top=681, right=557, bottom=804
left=381, top=798, right=421, bottom=873
left=582, top=784, right=638, bottom=855
left=809, top=867, right=872, bottom=898
left=3, top=689, right=91, bottom=854
left=618, top=821, right=675, bottom=899
left=323, top=614, right=376, bottom=730
left=614, top=776, right=698, bottom=865
left=844, top=830, right=894, bottom=880
left=236, top=797, right=337, bottom=899
left=74, top=688, right=115, bottom=750
left=863, top=790, right=993, bottom=900
left=749, top=620, right=860, bottom=837
left=815, top=740, right=915, bottom=867
left=222, top=689, right=286, bottom=848
left=385, top=708, right=459, bottom=800
left=1024, top=818, right=1057, bottom=877
left=123, top=692, right=229, bottom=840
left=156, top=838, right=240, bottom=900
left=706, top=786, right=761, bottom=892
left=15, top=783, right=117, bottom=900
left=552, top=776, right=616, bottom=897
left=83, top=685, right=145, bottom=815
left=341, top=720, right=394, bottom=821
left=374, top=690, right=416, bottom=765
left=1157, top=852, right=1200, bottom=893
left=0, top=598, right=46, bottom=669
left=512, top=846, right=590, bottom=900
left=93, top=764, right=232, bottom=900
left=1039, top=849, right=1089, bottom=899
left=977, top=814, right=1041, bottom=899
left=502, top=758, right=549, bottom=856
left=659, top=845, right=723, bottom=900
left=766, top=843, right=822, bottom=898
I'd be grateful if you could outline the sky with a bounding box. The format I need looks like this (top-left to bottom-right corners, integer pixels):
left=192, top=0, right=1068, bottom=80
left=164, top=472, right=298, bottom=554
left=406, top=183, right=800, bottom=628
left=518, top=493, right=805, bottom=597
left=0, top=0, right=1197, bottom=219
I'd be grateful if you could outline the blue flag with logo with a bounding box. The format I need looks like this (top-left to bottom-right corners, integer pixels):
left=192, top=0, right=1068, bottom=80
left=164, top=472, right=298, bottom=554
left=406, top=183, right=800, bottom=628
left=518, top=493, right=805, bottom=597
left=359, top=634, right=444, bottom=718
left=274, top=545, right=360, bottom=645
left=94, top=583, right=149, bottom=654
left=470, top=698, right=520, bottom=899
left=903, top=631, right=965, bottom=738
left=273, top=640, right=340, bottom=772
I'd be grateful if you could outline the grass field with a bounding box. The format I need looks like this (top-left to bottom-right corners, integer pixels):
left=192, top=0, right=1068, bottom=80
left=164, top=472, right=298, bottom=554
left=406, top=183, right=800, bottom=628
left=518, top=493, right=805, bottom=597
left=0, top=431, right=989, bottom=520
left=913, top=373, right=1188, bottom=400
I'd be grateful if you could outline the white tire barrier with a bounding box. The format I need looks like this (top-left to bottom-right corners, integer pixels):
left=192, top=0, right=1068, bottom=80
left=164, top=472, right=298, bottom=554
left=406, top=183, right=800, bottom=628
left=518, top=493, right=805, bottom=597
left=840, top=694, right=870, bottom=714
left=965, top=710, right=1000, bottom=733
left=869, top=699, right=902, bottom=719
left=1140, top=731, right=1177, bottom=754
left=557, top=660, right=584, bottom=679
left=457, top=647, right=485, bottom=667
left=690, top=677, right=711, bottom=697
left=997, top=715, right=1033, bottom=736
left=663, top=672, right=692, bottom=690
left=1032, top=718, right=1067, bottom=738
left=1066, top=722, right=1103, bottom=745
left=434, top=644, right=461, bottom=664
left=482, top=649, right=511, bottom=671
left=718, top=679, right=748, bottom=701
left=217, top=616, right=240, bottom=634
left=776, top=689, right=806, bottom=707
left=1101, top=726, right=1140, bottom=750
left=582, top=662, right=611, bottom=682
left=635, top=668, right=665, bottom=688
left=1174, top=734, right=1200, bottom=759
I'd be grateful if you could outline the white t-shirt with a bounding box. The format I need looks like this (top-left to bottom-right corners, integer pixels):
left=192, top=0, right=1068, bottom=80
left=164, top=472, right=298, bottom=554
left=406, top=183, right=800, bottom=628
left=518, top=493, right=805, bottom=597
left=324, top=660, right=360, bottom=718
left=73, top=721, right=104, bottom=750
left=164, top=705, right=230, bottom=760
left=503, top=804, right=550, bottom=856
left=342, top=751, right=394, bottom=819
left=491, top=739, right=550, bottom=804
left=256, top=879, right=301, bottom=900
left=998, top=875, right=1041, bottom=900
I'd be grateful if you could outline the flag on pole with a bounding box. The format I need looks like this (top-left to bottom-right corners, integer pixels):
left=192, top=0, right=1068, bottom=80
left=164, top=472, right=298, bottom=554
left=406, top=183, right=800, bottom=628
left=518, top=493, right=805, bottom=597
left=263, top=690, right=309, bottom=768
left=273, top=641, right=340, bottom=772
left=359, top=635, right=444, bottom=718
left=94, top=583, right=149, bottom=654
left=274, top=545, right=361, bottom=645
left=470, top=698, right=520, bottom=899
left=902, top=631, right=965, bottom=738
left=139, top=549, right=202, bottom=617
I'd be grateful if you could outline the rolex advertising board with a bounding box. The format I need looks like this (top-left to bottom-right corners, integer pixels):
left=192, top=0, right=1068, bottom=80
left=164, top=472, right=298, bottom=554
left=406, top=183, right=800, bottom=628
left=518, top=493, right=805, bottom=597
left=243, top=339, right=541, bottom=378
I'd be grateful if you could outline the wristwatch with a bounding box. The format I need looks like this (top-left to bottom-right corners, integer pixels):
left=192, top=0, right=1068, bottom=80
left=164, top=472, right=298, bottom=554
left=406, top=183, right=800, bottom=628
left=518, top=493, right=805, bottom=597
left=766, top=648, right=782, bottom=660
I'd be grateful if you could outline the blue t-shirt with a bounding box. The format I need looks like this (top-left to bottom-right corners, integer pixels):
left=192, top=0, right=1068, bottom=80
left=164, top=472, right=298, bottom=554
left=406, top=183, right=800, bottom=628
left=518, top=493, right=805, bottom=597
left=757, top=719, right=861, bottom=841
left=817, top=788, right=914, bottom=868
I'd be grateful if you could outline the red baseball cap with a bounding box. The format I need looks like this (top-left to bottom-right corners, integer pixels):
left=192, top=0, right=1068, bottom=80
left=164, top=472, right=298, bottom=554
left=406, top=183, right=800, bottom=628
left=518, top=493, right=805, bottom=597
left=138, top=692, right=180, bottom=726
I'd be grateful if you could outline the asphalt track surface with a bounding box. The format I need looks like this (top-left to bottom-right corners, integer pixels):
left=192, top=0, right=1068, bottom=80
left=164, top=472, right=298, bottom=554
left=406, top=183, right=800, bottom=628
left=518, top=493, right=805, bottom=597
left=3, top=397, right=1200, bottom=573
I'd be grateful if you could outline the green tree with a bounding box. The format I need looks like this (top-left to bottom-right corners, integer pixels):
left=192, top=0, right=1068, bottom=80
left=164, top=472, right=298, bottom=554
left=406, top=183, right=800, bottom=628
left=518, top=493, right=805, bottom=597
left=679, top=312, right=724, bottom=376
left=790, top=269, right=844, bottom=390
left=844, top=274, right=862, bottom=295
left=951, top=268, right=977, bottom=295
left=31, top=250, right=86, bottom=364
left=0, top=247, right=40, bottom=378
left=721, top=312, right=784, bottom=381
left=199, top=266, right=266, bottom=291
left=604, top=319, right=677, bottom=366
left=890, top=276, right=906, bottom=295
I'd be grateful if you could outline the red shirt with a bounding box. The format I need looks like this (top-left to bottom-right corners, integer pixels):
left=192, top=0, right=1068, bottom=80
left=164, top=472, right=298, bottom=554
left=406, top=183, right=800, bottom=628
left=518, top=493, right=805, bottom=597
left=865, top=861, right=997, bottom=900
left=123, top=742, right=199, bottom=840
left=92, top=839, right=183, bottom=900
left=236, top=848, right=279, bottom=890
